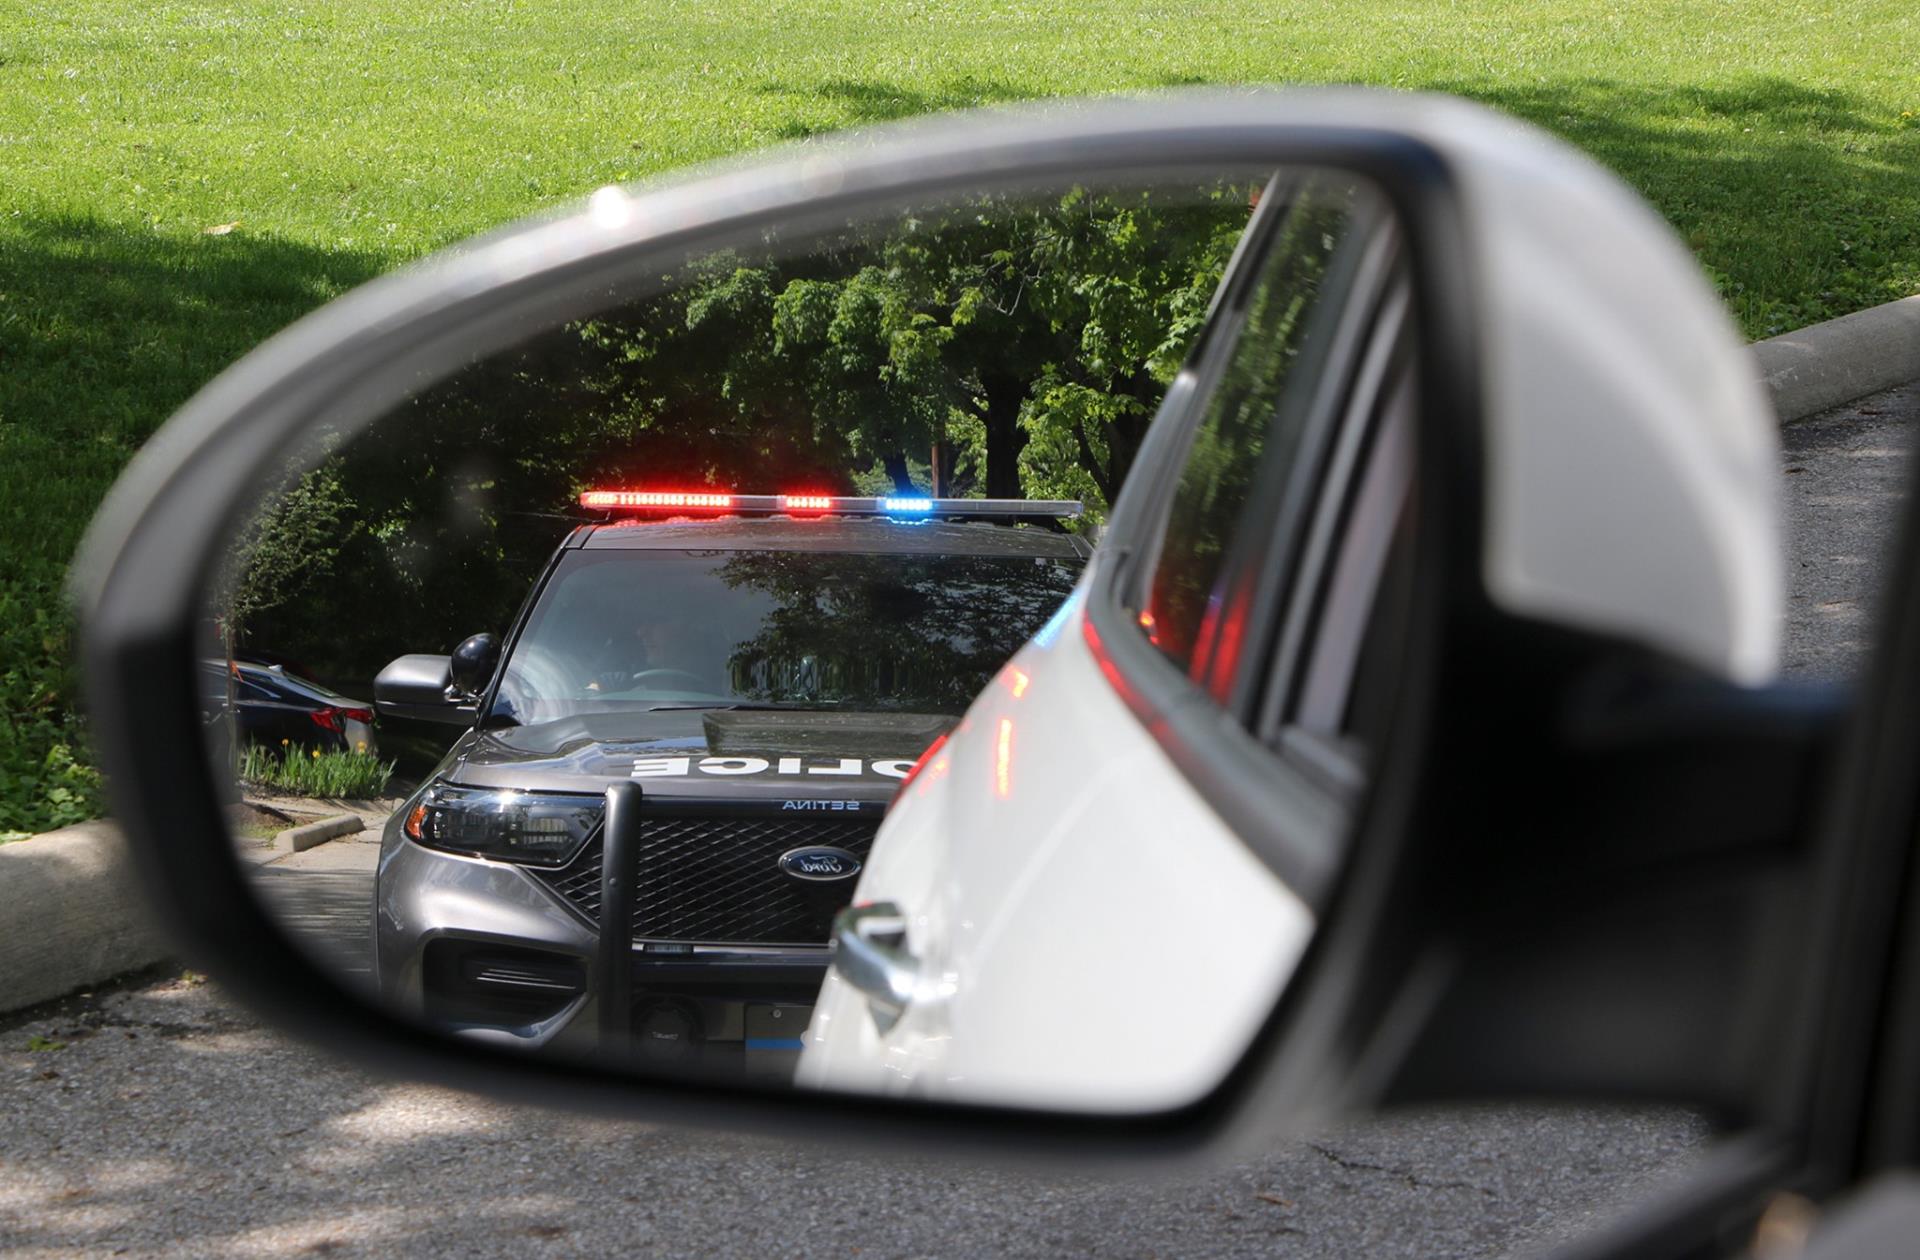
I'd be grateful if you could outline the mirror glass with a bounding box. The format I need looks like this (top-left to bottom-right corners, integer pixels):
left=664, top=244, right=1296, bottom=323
left=200, top=162, right=1412, bottom=1112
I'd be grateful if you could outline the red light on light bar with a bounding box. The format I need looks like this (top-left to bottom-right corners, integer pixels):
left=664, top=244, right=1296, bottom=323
left=580, top=490, right=734, bottom=510
left=782, top=494, right=834, bottom=511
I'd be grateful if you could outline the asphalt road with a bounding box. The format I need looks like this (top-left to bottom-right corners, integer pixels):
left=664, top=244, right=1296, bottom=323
left=1779, top=379, right=1920, bottom=679
left=245, top=830, right=384, bottom=988
left=3, top=382, right=1916, bottom=1260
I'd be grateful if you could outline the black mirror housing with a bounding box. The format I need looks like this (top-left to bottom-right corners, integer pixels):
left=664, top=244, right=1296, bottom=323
left=69, top=94, right=1483, bottom=1161
left=374, top=653, right=473, bottom=725
left=79, top=90, right=1799, bottom=1170
left=447, top=632, right=500, bottom=699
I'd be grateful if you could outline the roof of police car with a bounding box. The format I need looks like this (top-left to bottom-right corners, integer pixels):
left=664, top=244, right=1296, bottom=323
left=577, top=516, right=1090, bottom=559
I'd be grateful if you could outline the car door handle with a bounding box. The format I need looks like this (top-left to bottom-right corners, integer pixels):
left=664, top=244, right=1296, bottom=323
left=831, top=901, right=919, bottom=1033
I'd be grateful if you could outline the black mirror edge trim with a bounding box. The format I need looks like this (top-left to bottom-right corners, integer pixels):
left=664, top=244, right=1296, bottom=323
left=85, top=95, right=1733, bottom=1169
left=1801, top=399, right=1920, bottom=1180
left=74, top=103, right=1477, bottom=1167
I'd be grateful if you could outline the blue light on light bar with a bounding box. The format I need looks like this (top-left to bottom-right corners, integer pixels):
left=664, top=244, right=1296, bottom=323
left=881, top=497, right=934, bottom=514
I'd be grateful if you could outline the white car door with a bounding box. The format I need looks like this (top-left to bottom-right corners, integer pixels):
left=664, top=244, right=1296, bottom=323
left=802, top=174, right=1420, bottom=1110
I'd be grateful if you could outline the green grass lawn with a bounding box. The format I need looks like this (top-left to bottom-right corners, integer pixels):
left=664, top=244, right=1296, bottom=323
left=1, top=0, right=1916, bottom=832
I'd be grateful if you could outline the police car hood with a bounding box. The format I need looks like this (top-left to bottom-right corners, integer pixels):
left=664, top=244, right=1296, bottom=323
left=446, top=708, right=952, bottom=800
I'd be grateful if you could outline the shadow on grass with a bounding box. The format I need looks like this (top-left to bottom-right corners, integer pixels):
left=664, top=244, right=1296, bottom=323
left=0, top=216, right=390, bottom=572
left=0, top=217, right=390, bottom=833
left=756, top=74, right=1039, bottom=138
left=1418, top=74, right=1920, bottom=335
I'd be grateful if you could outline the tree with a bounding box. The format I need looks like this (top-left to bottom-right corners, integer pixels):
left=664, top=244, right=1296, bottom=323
left=214, top=456, right=359, bottom=764
left=238, top=181, right=1262, bottom=702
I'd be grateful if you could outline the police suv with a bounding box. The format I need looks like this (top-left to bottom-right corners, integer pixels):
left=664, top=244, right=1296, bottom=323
left=371, top=490, right=1085, bottom=1073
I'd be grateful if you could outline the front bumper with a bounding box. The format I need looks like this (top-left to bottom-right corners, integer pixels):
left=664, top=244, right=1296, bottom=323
left=373, top=823, right=824, bottom=1075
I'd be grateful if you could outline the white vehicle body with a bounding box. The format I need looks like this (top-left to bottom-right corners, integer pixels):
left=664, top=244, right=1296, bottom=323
left=799, top=92, right=1783, bottom=1111
left=800, top=587, right=1314, bottom=1111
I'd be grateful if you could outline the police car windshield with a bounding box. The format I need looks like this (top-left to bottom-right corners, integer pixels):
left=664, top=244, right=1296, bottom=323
left=491, top=548, right=1080, bottom=723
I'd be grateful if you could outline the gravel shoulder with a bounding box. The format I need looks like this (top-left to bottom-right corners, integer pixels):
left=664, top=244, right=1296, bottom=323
left=1779, top=379, right=1920, bottom=679
left=0, top=971, right=1711, bottom=1260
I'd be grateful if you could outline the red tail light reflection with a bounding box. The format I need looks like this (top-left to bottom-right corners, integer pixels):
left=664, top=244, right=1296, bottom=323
left=899, top=731, right=950, bottom=793
left=994, top=718, right=1014, bottom=799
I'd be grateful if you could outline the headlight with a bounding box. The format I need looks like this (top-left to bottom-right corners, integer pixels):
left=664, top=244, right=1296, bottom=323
left=403, top=783, right=602, bottom=866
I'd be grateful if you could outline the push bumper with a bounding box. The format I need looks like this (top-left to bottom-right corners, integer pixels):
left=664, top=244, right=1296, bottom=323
left=373, top=821, right=822, bottom=1075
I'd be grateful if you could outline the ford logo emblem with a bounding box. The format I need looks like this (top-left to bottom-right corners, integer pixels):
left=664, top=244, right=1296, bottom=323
left=777, top=846, right=861, bottom=882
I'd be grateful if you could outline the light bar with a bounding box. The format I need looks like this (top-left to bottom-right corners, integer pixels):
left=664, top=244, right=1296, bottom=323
left=579, top=490, right=1083, bottom=520
left=579, top=490, right=734, bottom=510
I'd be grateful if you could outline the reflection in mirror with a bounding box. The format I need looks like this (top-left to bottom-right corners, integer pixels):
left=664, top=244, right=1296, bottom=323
left=202, top=164, right=1410, bottom=1112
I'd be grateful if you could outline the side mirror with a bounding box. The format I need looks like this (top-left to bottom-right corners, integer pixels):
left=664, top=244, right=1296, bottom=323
left=72, top=91, right=1830, bottom=1181
left=446, top=632, right=500, bottom=700
left=373, top=654, right=472, bottom=725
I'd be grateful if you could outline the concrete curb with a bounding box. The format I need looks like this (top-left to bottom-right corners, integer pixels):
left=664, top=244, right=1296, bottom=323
left=1755, top=295, right=1920, bottom=424
left=0, top=822, right=168, bottom=1015
left=283, top=813, right=363, bottom=853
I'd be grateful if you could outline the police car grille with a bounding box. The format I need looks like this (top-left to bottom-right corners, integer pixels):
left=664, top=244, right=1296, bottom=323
left=535, top=816, right=879, bottom=946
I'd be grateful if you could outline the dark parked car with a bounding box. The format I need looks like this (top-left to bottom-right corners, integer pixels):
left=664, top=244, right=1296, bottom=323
left=198, top=659, right=378, bottom=758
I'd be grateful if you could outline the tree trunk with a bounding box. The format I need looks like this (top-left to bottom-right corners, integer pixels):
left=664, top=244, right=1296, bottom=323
left=883, top=452, right=918, bottom=494
left=1100, top=372, right=1163, bottom=500
left=221, top=618, right=241, bottom=781
left=980, top=373, right=1029, bottom=501
left=1106, top=410, right=1150, bottom=499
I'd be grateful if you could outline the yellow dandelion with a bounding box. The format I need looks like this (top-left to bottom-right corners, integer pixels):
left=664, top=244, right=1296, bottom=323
left=356, top=741, right=367, bottom=753
left=311, top=749, right=321, bottom=759
left=280, top=738, right=289, bottom=746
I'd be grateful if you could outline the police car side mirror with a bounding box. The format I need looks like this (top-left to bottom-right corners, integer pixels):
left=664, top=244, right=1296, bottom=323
left=446, top=632, right=501, bottom=700
left=373, top=654, right=475, bottom=726
left=70, top=92, right=1819, bottom=1175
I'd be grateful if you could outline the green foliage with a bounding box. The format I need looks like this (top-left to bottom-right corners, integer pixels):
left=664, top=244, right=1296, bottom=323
left=2, top=0, right=1916, bottom=830
left=239, top=743, right=395, bottom=800
left=218, top=458, right=360, bottom=639
left=612, top=186, right=1250, bottom=509
left=235, top=186, right=1248, bottom=700
left=0, top=585, right=104, bottom=836
left=0, top=218, right=380, bottom=835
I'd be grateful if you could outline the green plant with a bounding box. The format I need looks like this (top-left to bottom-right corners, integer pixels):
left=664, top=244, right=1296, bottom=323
left=0, top=591, right=104, bottom=837
left=238, top=742, right=395, bottom=799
